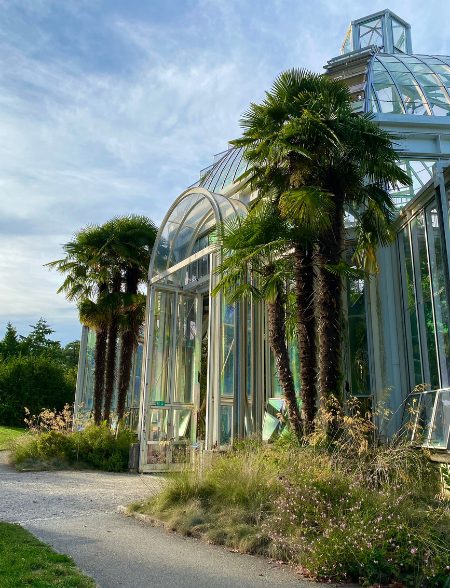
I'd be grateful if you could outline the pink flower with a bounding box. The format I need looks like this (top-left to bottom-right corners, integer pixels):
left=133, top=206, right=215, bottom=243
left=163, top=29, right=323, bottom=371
left=410, top=548, right=418, bottom=555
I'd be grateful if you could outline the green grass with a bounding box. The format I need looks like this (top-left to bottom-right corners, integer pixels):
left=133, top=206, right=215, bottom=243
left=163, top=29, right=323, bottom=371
left=0, top=426, right=25, bottom=450
left=0, top=522, right=95, bottom=587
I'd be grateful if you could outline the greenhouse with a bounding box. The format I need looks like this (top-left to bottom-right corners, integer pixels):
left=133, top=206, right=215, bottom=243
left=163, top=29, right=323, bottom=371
left=75, top=9, right=450, bottom=472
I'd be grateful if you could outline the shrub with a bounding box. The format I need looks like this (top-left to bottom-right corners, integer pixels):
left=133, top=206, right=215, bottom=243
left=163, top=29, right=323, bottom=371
left=0, top=355, right=74, bottom=427
left=10, top=422, right=136, bottom=473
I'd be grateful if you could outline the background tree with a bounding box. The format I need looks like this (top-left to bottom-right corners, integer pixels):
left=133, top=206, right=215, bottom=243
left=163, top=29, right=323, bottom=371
left=0, top=320, right=77, bottom=426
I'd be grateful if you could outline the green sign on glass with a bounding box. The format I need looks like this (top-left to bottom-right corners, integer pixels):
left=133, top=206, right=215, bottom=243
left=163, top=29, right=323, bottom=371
left=154, top=401, right=166, bottom=407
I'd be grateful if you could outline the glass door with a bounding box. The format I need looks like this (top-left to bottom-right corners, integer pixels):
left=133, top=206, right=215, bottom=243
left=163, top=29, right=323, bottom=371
left=143, top=288, right=202, bottom=471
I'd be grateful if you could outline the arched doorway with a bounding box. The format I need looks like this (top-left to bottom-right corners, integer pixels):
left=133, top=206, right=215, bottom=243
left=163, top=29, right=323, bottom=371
left=138, top=188, right=248, bottom=471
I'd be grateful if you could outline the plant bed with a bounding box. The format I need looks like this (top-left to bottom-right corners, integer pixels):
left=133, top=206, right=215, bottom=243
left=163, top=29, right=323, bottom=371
left=9, top=424, right=137, bottom=473
left=0, top=522, right=94, bottom=587
left=129, top=441, right=450, bottom=586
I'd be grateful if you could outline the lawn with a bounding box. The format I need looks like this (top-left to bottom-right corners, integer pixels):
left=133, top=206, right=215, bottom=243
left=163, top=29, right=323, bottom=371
left=0, top=426, right=25, bottom=450
left=0, top=522, right=95, bottom=587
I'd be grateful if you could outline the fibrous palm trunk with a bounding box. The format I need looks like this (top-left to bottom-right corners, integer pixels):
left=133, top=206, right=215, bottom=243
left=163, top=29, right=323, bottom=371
left=117, top=267, right=140, bottom=421
left=103, top=272, right=122, bottom=423
left=315, top=198, right=345, bottom=405
left=93, top=326, right=107, bottom=424
left=103, top=316, right=119, bottom=423
left=293, top=243, right=317, bottom=432
left=267, top=285, right=303, bottom=441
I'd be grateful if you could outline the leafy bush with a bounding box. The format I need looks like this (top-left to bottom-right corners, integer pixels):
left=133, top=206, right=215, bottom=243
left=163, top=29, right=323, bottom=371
left=10, top=424, right=136, bottom=472
left=134, top=442, right=450, bottom=586
left=0, top=355, right=74, bottom=427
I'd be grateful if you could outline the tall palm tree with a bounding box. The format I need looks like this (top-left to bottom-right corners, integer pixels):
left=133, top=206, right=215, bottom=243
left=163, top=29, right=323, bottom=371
left=47, top=224, right=114, bottom=424
left=232, top=69, right=410, bottom=410
left=214, top=204, right=303, bottom=440
left=101, top=216, right=157, bottom=420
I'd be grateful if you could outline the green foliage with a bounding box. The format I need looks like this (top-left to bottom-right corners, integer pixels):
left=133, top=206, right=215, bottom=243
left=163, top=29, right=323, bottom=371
left=0, top=320, right=79, bottom=427
left=0, top=426, right=25, bottom=450
left=0, top=522, right=95, bottom=587
left=137, top=443, right=450, bottom=586
left=0, top=355, right=75, bottom=427
left=10, top=424, right=136, bottom=472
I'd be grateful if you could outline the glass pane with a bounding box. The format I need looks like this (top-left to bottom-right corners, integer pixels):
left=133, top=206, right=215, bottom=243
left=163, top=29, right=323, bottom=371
left=415, top=392, right=436, bottom=443
left=172, top=408, right=192, bottom=441
left=391, top=159, right=434, bottom=209
left=148, top=409, right=168, bottom=442
left=425, top=202, right=450, bottom=387
left=359, top=18, right=383, bottom=49
left=400, top=228, right=423, bottom=385
left=412, top=214, right=439, bottom=389
left=429, top=390, right=450, bottom=448
left=150, top=291, right=173, bottom=402
left=220, top=405, right=232, bottom=444
left=221, top=303, right=236, bottom=397
left=173, top=295, right=197, bottom=403
left=392, top=20, right=407, bottom=53
left=347, top=277, right=370, bottom=395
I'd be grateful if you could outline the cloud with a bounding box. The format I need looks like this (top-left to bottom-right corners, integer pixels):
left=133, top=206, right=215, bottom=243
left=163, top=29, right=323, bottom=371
left=0, top=0, right=448, bottom=342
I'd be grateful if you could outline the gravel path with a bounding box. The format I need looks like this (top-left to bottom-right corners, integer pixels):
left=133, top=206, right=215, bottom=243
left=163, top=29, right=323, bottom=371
left=0, top=452, right=322, bottom=588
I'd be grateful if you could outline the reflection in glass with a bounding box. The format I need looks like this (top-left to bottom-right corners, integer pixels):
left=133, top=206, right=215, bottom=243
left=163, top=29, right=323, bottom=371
left=150, top=291, right=173, bottom=402
left=392, top=19, right=406, bottom=53
left=411, top=214, right=439, bottom=388
left=400, top=228, right=423, bottom=385
left=221, top=303, right=236, bottom=397
left=173, top=296, right=197, bottom=403
left=425, top=203, right=450, bottom=387
left=347, top=277, right=370, bottom=395
left=220, top=405, right=232, bottom=444
left=429, top=390, right=450, bottom=447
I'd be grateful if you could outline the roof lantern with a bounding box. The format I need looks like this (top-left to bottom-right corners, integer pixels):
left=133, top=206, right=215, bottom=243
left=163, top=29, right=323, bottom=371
left=341, top=9, right=412, bottom=55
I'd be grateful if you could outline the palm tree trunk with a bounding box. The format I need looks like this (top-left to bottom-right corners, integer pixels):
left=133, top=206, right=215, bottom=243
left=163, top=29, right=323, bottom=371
left=93, top=326, right=107, bottom=424
left=117, top=267, right=140, bottom=421
left=117, top=328, right=134, bottom=420
left=103, top=316, right=119, bottom=423
left=293, top=243, right=317, bottom=432
left=103, top=272, right=122, bottom=423
left=315, top=199, right=345, bottom=405
left=267, top=286, right=303, bottom=441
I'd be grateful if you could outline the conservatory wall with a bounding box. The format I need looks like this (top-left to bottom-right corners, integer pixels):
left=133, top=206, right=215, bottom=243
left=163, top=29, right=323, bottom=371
left=74, top=326, right=142, bottom=430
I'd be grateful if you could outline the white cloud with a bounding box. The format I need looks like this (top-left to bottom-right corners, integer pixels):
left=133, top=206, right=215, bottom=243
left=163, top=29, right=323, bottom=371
left=0, top=0, right=448, bottom=342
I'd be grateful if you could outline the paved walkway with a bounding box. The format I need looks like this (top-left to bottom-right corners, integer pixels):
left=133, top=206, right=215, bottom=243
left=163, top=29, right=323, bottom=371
left=0, top=452, right=321, bottom=588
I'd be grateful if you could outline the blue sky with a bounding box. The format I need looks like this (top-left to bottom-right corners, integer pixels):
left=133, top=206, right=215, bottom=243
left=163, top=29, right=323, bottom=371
left=1, top=0, right=449, bottom=344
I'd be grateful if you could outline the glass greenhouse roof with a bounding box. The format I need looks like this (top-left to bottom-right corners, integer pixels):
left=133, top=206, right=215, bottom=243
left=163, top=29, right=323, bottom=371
left=369, top=53, right=450, bottom=115
left=151, top=189, right=247, bottom=283
left=200, top=147, right=248, bottom=193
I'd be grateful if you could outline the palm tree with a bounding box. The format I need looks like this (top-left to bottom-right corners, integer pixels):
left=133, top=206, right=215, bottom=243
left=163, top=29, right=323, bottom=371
left=232, top=69, right=409, bottom=410
left=214, top=204, right=303, bottom=440
left=101, top=216, right=157, bottom=421
left=47, top=224, right=113, bottom=424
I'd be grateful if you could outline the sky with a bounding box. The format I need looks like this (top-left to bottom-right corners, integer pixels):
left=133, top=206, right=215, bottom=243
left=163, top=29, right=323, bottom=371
left=1, top=0, right=450, bottom=345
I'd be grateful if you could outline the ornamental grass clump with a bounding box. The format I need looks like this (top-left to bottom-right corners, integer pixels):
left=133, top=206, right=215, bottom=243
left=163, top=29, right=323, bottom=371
left=9, top=406, right=136, bottom=472
left=134, top=406, right=450, bottom=586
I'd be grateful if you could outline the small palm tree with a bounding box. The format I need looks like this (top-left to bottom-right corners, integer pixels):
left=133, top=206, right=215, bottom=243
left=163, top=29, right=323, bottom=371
left=214, top=203, right=303, bottom=440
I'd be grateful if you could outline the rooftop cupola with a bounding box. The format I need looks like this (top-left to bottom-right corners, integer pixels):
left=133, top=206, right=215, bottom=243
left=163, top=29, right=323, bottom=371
left=341, top=9, right=412, bottom=55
